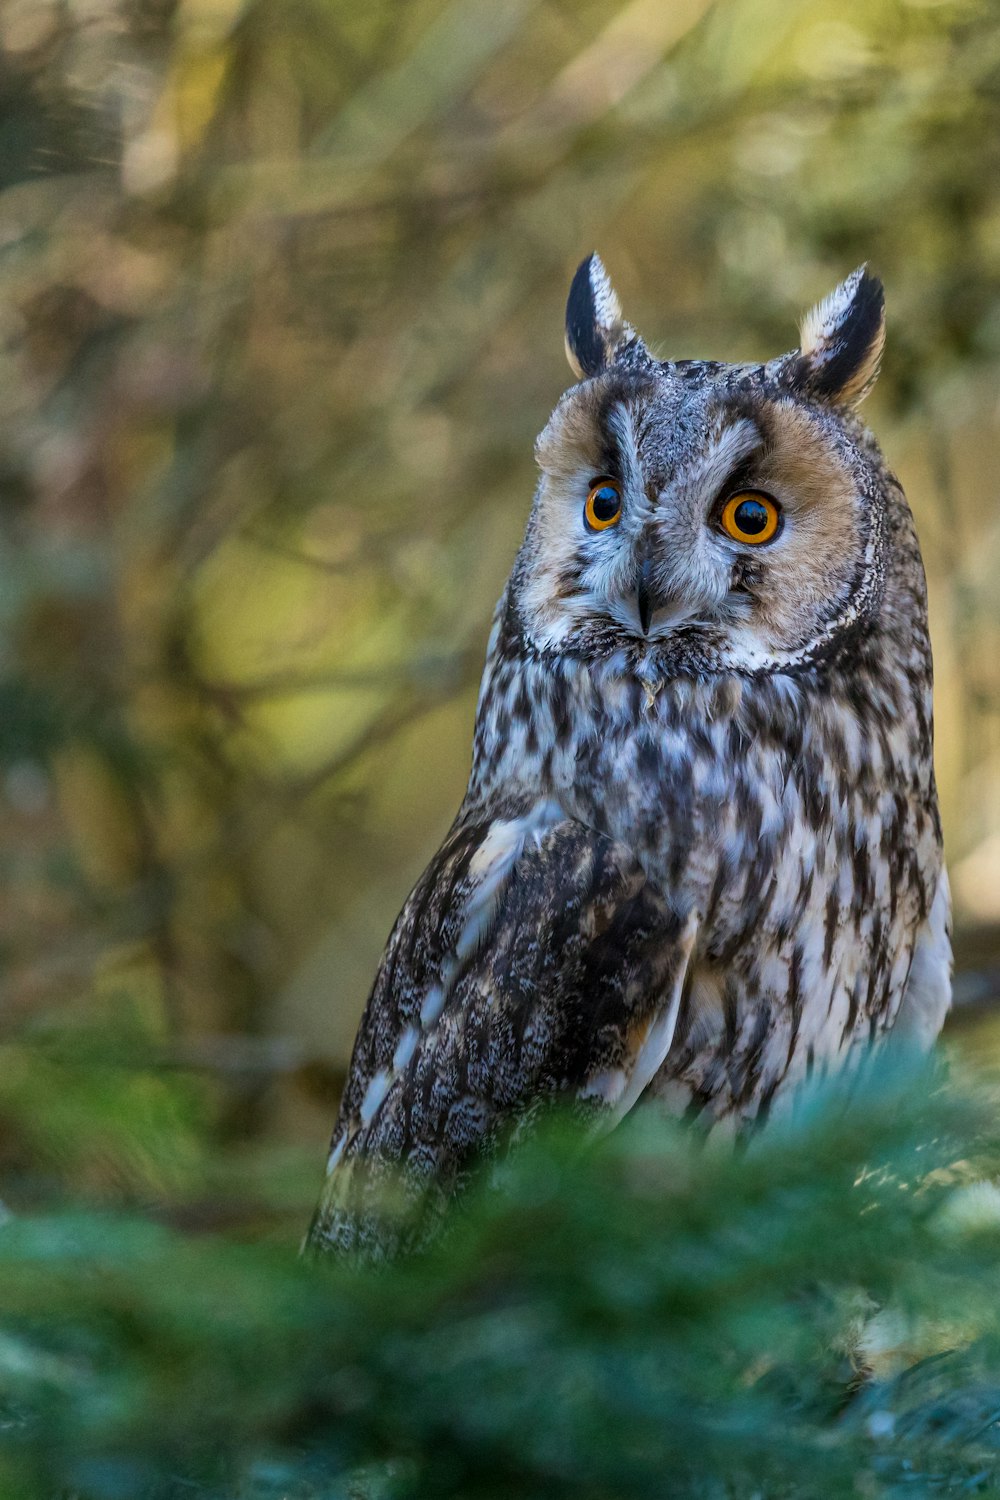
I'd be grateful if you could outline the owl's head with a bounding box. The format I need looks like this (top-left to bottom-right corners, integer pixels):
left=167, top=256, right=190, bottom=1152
left=511, top=255, right=892, bottom=675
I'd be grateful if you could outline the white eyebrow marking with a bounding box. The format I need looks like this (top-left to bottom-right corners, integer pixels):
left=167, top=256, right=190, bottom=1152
left=674, top=418, right=762, bottom=506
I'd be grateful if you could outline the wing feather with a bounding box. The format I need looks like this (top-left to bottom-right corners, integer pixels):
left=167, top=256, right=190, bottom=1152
left=307, top=804, right=695, bottom=1258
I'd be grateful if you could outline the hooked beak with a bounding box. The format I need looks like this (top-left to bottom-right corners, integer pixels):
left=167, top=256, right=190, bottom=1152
left=635, top=557, right=658, bottom=636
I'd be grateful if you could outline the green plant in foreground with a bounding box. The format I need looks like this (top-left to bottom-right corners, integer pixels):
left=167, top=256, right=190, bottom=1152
left=2, top=1050, right=1000, bottom=1498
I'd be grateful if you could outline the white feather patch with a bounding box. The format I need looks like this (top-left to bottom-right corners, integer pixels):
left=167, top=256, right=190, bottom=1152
left=392, top=1025, right=420, bottom=1072
left=588, top=253, right=624, bottom=334
left=420, top=984, right=445, bottom=1027
left=893, top=868, right=952, bottom=1050
left=610, top=911, right=699, bottom=1124
left=359, top=1068, right=391, bottom=1126
left=799, top=266, right=867, bottom=362
left=579, top=1067, right=628, bottom=1106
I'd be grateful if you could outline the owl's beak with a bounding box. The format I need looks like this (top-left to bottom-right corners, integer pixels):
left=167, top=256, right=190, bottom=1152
left=636, top=558, right=656, bottom=635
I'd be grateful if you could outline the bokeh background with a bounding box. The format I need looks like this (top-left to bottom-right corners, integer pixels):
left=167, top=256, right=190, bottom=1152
left=2, top=0, right=1000, bottom=1218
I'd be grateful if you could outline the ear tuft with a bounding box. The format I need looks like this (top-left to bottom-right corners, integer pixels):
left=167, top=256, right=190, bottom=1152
left=793, top=266, right=885, bottom=407
left=565, top=253, right=635, bottom=379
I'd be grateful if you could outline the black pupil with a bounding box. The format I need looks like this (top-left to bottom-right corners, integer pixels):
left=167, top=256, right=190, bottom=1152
left=733, top=498, right=769, bottom=535
left=591, top=485, right=619, bottom=521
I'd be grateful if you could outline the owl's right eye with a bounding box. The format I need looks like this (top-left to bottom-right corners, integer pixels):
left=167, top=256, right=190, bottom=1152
left=719, top=491, right=781, bottom=545
left=584, top=479, right=622, bottom=531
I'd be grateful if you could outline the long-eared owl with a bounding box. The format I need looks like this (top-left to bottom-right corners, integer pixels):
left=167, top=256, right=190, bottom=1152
left=309, top=256, right=951, bottom=1257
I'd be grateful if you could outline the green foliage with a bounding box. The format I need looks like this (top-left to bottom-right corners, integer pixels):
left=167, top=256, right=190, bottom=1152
left=0, top=1003, right=207, bottom=1209
left=2, top=1046, right=1000, bottom=1498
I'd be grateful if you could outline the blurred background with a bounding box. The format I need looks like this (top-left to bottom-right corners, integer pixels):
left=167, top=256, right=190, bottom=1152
left=1, top=0, right=999, bottom=1223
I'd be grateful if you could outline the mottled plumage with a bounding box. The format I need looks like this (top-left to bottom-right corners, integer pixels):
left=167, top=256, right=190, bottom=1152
left=309, top=256, right=951, bottom=1257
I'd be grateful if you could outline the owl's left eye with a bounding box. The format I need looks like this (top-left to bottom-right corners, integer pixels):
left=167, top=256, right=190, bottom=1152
left=719, top=490, right=781, bottom=545
left=584, top=479, right=622, bottom=531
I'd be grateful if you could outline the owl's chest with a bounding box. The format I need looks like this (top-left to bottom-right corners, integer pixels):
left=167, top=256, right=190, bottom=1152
left=473, top=651, right=940, bottom=1113
left=477, top=651, right=936, bottom=938
left=543, top=670, right=935, bottom=975
left=551, top=679, right=939, bottom=1116
left=558, top=695, right=786, bottom=908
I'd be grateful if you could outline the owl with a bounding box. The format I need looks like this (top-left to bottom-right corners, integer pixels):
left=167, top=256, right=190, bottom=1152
left=308, top=256, right=952, bottom=1258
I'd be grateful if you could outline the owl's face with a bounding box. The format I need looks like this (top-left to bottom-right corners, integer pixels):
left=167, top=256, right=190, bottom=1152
left=512, top=258, right=890, bottom=675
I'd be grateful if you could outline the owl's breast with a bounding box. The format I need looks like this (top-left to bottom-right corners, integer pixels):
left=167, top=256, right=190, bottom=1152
left=542, top=664, right=943, bottom=1123
left=550, top=669, right=753, bottom=907
left=468, top=641, right=943, bottom=1123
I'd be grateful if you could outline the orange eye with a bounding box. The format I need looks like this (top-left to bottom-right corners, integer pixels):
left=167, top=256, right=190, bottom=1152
left=719, top=491, right=781, bottom=545
left=584, top=479, right=622, bottom=531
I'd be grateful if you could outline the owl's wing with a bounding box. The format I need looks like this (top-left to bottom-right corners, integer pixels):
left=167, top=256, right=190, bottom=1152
left=307, top=802, right=696, bottom=1257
